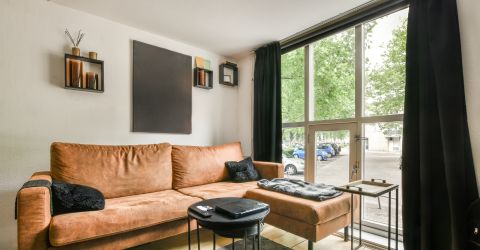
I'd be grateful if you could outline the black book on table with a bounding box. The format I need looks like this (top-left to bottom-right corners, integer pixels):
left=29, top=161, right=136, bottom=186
left=215, top=199, right=269, bottom=219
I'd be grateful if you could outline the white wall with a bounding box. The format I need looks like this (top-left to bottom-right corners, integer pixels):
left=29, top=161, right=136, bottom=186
left=0, top=0, right=240, bottom=248
left=458, top=0, right=480, bottom=193
left=237, top=54, right=255, bottom=156
left=237, top=0, right=480, bottom=191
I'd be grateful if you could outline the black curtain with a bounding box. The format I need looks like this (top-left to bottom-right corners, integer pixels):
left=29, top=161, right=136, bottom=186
left=253, top=42, right=282, bottom=163
left=402, top=0, right=478, bottom=249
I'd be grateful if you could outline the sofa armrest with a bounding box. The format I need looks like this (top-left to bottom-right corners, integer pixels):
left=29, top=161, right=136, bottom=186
left=253, top=161, right=284, bottom=179
left=17, top=171, right=52, bottom=250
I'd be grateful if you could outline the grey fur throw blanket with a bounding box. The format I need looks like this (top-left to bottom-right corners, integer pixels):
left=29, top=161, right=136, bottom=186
left=257, top=178, right=343, bottom=201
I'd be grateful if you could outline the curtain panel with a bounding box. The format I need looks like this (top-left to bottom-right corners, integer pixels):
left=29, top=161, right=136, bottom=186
left=253, top=42, right=282, bottom=163
left=402, top=0, right=479, bottom=249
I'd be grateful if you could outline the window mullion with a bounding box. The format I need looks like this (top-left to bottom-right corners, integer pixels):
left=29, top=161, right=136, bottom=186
left=304, top=44, right=315, bottom=183
left=355, top=24, right=365, bottom=121
left=355, top=24, right=365, bottom=181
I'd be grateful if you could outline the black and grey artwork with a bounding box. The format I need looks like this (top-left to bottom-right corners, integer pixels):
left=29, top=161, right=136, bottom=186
left=132, top=40, right=192, bottom=134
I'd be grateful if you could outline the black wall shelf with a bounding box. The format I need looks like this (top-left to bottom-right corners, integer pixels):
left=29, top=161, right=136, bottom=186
left=193, top=67, right=213, bottom=89
left=64, top=54, right=104, bottom=92
left=219, top=62, right=238, bottom=86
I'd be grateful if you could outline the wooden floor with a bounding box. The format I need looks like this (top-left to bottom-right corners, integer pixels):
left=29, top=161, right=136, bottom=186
left=132, top=224, right=379, bottom=250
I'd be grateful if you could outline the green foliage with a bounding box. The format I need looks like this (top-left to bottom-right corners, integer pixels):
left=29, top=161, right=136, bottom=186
left=366, top=18, right=407, bottom=116
left=313, top=28, right=356, bottom=121
left=281, top=48, right=304, bottom=123
left=282, top=127, right=304, bottom=149
left=366, top=18, right=407, bottom=135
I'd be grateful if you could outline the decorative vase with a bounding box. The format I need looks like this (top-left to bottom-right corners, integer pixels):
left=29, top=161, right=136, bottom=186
left=199, top=70, right=205, bottom=86
left=69, top=60, right=83, bottom=88
left=72, top=47, right=80, bottom=56
left=86, top=72, right=98, bottom=90
left=89, top=52, right=97, bottom=59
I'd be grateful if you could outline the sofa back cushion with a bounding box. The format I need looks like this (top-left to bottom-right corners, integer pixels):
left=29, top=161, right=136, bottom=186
left=172, top=142, right=244, bottom=189
left=51, top=142, right=172, bottom=199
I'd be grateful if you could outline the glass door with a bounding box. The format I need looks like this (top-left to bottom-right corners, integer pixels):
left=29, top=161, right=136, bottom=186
left=306, top=123, right=359, bottom=184
left=361, top=122, right=403, bottom=238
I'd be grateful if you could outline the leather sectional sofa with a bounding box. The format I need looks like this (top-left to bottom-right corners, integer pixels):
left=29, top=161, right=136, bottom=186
left=17, top=141, right=356, bottom=250
left=16, top=142, right=283, bottom=250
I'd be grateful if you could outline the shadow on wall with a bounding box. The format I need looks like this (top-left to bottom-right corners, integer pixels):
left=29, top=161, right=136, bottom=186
left=46, top=51, right=66, bottom=88
left=0, top=189, right=19, bottom=249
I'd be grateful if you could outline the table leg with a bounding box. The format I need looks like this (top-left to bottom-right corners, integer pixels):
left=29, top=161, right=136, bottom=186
left=257, top=220, right=261, bottom=250
left=232, top=237, right=235, bottom=250
left=196, top=223, right=200, bottom=250
left=188, top=215, right=191, bottom=250
left=350, top=193, right=354, bottom=250
left=396, top=188, right=399, bottom=250
left=388, top=191, right=391, bottom=250
left=244, top=230, right=247, bottom=250
left=359, top=195, right=362, bottom=246
left=252, top=235, right=255, bottom=250
left=213, top=232, right=216, bottom=250
left=308, top=240, right=313, bottom=250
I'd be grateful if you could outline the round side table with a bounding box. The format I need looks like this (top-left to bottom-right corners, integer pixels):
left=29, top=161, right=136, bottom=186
left=187, top=197, right=269, bottom=250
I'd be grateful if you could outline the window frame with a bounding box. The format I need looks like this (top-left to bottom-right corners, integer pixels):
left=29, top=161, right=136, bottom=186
left=280, top=6, right=408, bottom=239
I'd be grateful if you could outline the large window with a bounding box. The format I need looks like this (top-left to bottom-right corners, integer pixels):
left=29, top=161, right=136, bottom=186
left=281, top=7, right=408, bottom=245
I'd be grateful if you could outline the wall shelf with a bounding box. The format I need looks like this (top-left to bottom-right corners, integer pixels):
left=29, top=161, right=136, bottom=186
left=193, top=67, right=213, bottom=89
left=219, top=62, right=238, bottom=86
left=64, top=54, right=104, bottom=92
left=64, top=86, right=104, bottom=93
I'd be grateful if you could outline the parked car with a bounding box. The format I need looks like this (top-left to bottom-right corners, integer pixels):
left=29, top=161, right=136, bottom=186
left=318, top=143, right=335, bottom=156
left=292, top=147, right=328, bottom=161
left=282, top=155, right=304, bottom=175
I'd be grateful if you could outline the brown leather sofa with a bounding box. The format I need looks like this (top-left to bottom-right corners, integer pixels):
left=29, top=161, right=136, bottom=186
left=16, top=142, right=283, bottom=250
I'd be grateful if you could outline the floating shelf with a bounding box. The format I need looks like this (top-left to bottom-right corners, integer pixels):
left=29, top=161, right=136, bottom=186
left=64, top=86, right=103, bottom=93
left=65, top=54, right=104, bottom=92
left=219, top=62, right=238, bottom=86
left=193, top=67, right=213, bottom=89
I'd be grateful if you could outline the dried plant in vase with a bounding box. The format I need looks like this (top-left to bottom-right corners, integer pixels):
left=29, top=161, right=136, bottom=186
left=65, top=29, right=85, bottom=88
left=65, top=29, right=85, bottom=56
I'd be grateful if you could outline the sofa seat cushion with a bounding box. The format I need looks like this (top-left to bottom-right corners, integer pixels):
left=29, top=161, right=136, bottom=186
left=49, top=190, right=201, bottom=246
left=245, top=189, right=352, bottom=225
left=177, top=181, right=258, bottom=200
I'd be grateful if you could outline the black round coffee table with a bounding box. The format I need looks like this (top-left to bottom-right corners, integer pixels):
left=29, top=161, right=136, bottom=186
left=187, top=197, right=269, bottom=250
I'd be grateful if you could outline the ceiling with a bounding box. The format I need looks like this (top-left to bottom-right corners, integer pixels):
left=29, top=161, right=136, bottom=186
left=52, top=0, right=370, bottom=58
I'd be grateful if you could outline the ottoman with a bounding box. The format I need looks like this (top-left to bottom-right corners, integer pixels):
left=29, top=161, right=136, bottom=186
left=245, top=189, right=358, bottom=250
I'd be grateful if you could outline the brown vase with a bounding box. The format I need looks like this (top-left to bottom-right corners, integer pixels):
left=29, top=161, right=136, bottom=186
left=89, top=52, right=97, bottom=59
left=86, top=72, right=98, bottom=89
left=199, top=70, right=205, bottom=86
left=72, top=47, right=80, bottom=56
left=69, top=60, right=83, bottom=88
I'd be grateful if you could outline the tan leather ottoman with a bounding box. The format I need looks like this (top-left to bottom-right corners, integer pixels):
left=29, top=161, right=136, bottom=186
left=245, top=188, right=357, bottom=250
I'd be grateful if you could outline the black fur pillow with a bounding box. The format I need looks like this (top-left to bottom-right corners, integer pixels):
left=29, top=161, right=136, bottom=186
left=51, top=180, right=105, bottom=215
left=225, top=157, right=261, bottom=182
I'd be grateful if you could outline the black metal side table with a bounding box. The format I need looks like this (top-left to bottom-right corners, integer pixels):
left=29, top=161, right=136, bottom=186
left=187, top=197, right=270, bottom=250
left=336, top=179, right=399, bottom=250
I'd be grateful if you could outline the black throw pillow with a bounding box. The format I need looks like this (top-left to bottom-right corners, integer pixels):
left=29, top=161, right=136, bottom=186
left=225, top=157, right=261, bottom=182
left=51, top=180, right=105, bottom=215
